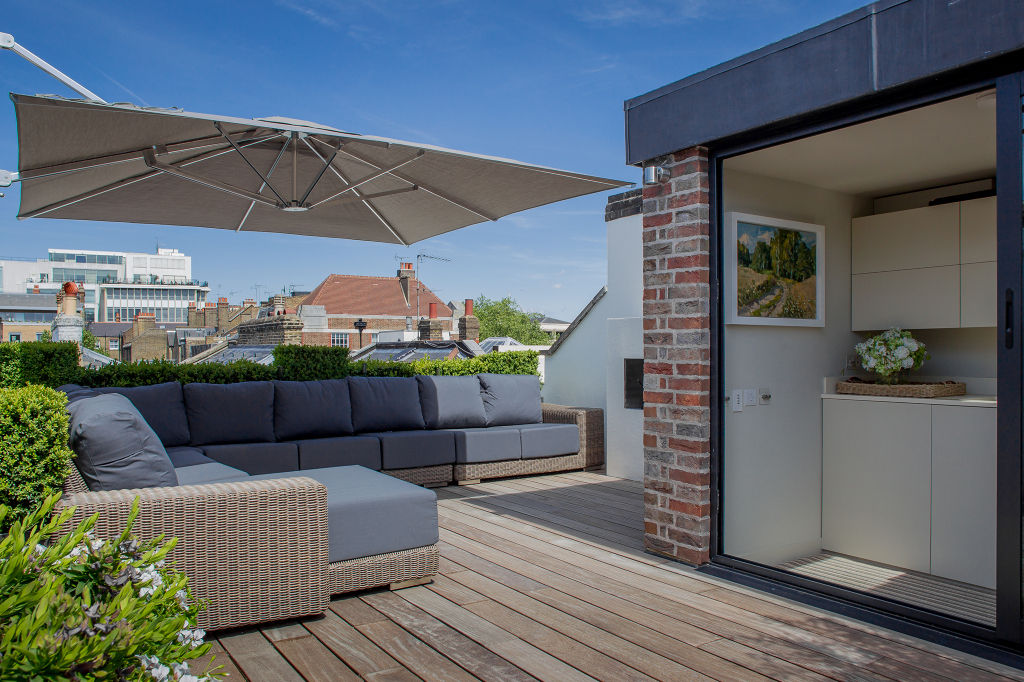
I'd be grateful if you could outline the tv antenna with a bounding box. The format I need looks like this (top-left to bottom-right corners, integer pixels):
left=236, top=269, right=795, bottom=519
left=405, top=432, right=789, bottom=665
left=252, top=283, right=267, bottom=303
left=415, top=252, right=451, bottom=319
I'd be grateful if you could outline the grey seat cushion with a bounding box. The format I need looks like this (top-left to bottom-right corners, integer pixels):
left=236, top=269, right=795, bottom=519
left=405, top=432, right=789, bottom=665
left=516, top=423, right=580, bottom=459
left=274, top=379, right=354, bottom=440
left=297, top=436, right=381, bottom=471
left=249, top=466, right=438, bottom=562
left=478, top=374, right=543, bottom=426
left=367, top=430, right=456, bottom=469
left=446, top=427, right=522, bottom=464
left=348, top=377, right=425, bottom=432
left=67, top=394, right=178, bottom=491
left=57, top=384, right=99, bottom=404
left=165, top=446, right=212, bottom=468
left=174, top=461, right=250, bottom=486
left=417, top=375, right=487, bottom=429
left=201, top=442, right=299, bottom=475
left=95, top=382, right=191, bottom=447
left=184, top=381, right=275, bottom=445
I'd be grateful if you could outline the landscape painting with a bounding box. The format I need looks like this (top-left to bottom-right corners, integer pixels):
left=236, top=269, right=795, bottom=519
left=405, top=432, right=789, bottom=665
left=726, top=213, right=825, bottom=326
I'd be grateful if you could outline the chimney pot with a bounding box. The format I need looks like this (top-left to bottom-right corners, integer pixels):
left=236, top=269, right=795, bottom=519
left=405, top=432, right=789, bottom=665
left=218, top=297, right=228, bottom=304
left=464, top=298, right=473, bottom=316
left=429, top=302, right=437, bottom=319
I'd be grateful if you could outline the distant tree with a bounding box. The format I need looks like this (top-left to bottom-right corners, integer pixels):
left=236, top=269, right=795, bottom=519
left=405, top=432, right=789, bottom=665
left=751, top=241, right=772, bottom=273
left=474, top=296, right=551, bottom=345
left=737, top=241, right=752, bottom=268
left=39, top=329, right=108, bottom=357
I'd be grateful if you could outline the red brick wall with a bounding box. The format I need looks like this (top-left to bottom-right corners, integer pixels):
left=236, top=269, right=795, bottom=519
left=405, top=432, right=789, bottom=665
left=641, top=147, right=712, bottom=565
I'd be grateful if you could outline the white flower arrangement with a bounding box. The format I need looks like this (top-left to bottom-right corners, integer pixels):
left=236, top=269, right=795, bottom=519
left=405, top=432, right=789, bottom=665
left=854, top=328, right=929, bottom=384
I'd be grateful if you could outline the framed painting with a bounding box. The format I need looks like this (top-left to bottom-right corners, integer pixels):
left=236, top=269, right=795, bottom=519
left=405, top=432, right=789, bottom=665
left=724, top=212, right=825, bottom=326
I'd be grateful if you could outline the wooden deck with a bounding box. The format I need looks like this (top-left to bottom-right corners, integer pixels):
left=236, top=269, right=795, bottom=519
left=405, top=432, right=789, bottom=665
left=193, top=472, right=1024, bottom=681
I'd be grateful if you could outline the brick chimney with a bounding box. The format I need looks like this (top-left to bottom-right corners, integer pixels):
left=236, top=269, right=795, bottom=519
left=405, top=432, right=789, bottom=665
left=458, top=298, right=480, bottom=342
left=418, top=301, right=444, bottom=341
left=272, top=294, right=286, bottom=316
left=398, top=262, right=414, bottom=305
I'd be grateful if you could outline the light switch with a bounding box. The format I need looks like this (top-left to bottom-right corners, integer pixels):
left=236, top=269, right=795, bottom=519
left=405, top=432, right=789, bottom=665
left=743, top=388, right=758, bottom=406
left=731, top=389, right=744, bottom=412
left=758, top=387, right=771, bottom=405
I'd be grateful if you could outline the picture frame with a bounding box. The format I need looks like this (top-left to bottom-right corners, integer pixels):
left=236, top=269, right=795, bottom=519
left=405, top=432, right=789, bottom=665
left=724, top=212, right=825, bottom=327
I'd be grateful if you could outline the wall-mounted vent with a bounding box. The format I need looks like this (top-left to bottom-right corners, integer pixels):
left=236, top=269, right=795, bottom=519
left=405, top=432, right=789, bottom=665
left=624, top=358, right=644, bottom=409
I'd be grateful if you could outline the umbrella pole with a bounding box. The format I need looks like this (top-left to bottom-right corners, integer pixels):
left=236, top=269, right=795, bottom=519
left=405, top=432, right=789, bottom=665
left=0, top=32, right=105, bottom=102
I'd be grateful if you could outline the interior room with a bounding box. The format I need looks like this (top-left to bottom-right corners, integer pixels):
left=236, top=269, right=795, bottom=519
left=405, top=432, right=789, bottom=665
left=720, top=90, right=998, bottom=625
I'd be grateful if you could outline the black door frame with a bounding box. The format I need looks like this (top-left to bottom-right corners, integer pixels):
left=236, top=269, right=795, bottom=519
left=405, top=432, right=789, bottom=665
left=704, top=73, right=1024, bottom=648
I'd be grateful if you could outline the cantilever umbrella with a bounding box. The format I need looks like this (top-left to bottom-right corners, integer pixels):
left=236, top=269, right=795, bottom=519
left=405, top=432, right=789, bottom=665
left=8, top=94, right=629, bottom=244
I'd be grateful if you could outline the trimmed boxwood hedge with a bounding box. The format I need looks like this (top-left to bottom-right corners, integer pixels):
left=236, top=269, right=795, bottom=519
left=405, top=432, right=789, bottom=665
left=0, top=385, right=75, bottom=521
left=0, top=342, right=538, bottom=388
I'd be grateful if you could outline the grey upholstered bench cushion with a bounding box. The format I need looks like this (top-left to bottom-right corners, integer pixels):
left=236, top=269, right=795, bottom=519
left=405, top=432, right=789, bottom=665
left=446, top=427, right=522, bottom=463
left=348, top=377, right=426, bottom=432
left=417, top=375, right=487, bottom=429
left=477, top=373, right=543, bottom=426
left=165, top=446, right=213, bottom=468
left=201, top=442, right=299, bottom=475
left=184, top=381, right=276, bottom=445
left=274, top=379, right=354, bottom=440
left=95, top=382, right=191, bottom=447
left=367, top=430, right=456, bottom=469
left=174, top=461, right=250, bottom=486
left=67, top=394, right=178, bottom=491
left=249, top=466, right=439, bottom=562
left=516, top=423, right=580, bottom=458
left=296, top=436, right=382, bottom=470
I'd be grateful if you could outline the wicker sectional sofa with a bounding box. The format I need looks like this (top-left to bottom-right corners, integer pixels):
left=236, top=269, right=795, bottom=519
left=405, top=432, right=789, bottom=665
left=57, top=373, right=603, bottom=630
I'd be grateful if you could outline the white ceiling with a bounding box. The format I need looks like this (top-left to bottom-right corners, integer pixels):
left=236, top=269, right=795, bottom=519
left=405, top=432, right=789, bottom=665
left=724, top=91, right=996, bottom=197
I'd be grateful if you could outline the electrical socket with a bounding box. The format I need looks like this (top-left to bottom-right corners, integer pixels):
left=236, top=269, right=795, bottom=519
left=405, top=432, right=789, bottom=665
left=845, top=353, right=859, bottom=371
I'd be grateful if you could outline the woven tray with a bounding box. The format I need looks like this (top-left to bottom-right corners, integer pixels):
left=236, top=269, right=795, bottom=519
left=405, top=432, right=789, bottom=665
left=836, top=379, right=966, bottom=398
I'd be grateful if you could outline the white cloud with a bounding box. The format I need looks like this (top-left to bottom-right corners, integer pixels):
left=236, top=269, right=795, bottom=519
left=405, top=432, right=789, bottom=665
left=573, top=0, right=709, bottom=25
left=273, top=0, right=338, bottom=27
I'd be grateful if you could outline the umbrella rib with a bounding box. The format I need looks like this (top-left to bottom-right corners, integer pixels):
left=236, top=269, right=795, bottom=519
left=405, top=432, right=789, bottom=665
left=238, top=136, right=292, bottom=232
left=302, top=137, right=410, bottom=246
left=21, top=135, right=286, bottom=219
left=308, top=150, right=424, bottom=209
left=297, top=138, right=346, bottom=206
left=143, top=149, right=279, bottom=207
left=214, top=122, right=289, bottom=206
left=318, top=139, right=500, bottom=222
left=18, top=129, right=274, bottom=181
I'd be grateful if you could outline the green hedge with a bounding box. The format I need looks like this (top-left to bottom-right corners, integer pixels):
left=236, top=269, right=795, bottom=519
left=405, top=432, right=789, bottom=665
left=0, top=342, right=538, bottom=389
left=0, top=385, right=75, bottom=520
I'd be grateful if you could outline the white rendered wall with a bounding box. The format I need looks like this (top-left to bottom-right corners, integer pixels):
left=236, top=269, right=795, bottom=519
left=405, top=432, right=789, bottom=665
left=541, top=295, right=608, bottom=410
left=606, top=316, right=643, bottom=480
left=722, top=168, right=869, bottom=565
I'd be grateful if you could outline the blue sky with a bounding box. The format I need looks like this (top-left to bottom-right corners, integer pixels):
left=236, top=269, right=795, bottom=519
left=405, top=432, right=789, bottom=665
left=1, top=1, right=865, bottom=320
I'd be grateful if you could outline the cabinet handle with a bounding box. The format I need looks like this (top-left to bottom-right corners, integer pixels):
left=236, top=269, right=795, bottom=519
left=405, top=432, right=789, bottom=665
left=1005, top=289, right=1014, bottom=349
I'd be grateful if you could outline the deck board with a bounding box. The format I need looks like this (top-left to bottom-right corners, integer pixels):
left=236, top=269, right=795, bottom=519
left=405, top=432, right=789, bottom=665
left=211, top=472, right=1024, bottom=681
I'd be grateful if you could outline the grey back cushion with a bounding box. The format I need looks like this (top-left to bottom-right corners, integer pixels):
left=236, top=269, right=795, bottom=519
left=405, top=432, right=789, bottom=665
left=274, top=379, right=354, bottom=440
left=67, top=394, right=178, bottom=491
left=348, top=377, right=425, bottom=432
left=94, top=382, right=191, bottom=447
left=57, top=384, right=99, bottom=404
left=184, top=381, right=276, bottom=445
left=478, top=373, right=543, bottom=426
left=416, top=375, right=487, bottom=429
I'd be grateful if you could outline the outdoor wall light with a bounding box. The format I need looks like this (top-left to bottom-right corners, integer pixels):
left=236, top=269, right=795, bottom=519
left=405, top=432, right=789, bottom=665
left=643, top=166, right=670, bottom=185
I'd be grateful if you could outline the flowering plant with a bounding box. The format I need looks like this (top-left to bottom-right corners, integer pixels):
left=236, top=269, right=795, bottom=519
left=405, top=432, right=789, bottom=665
left=854, top=328, right=929, bottom=384
left=0, top=495, right=222, bottom=681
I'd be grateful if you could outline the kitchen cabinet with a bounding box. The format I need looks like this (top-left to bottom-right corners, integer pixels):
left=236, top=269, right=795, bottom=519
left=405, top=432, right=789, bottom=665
left=822, top=394, right=996, bottom=588
left=851, top=196, right=995, bottom=330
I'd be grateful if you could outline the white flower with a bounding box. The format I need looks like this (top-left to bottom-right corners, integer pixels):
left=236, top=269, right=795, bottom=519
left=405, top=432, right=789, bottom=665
left=905, top=339, right=918, bottom=351
left=175, top=589, right=190, bottom=611
left=902, top=357, right=914, bottom=369
left=137, top=564, right=165, bottom=598
left=67, top=545, right=85, bottom=559
left=177, top=627, right=206, bottom=649
left=138, top=655, right=171, bottom=682
left=894, top=345, right=910, bottom=359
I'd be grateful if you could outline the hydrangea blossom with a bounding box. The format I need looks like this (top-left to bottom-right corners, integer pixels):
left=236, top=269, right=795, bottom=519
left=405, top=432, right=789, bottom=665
left=854, top=328, right=929, bottom=384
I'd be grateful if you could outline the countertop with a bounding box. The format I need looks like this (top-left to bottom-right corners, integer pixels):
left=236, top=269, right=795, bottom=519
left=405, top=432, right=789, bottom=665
left=821, top=393, right=996, bottom=407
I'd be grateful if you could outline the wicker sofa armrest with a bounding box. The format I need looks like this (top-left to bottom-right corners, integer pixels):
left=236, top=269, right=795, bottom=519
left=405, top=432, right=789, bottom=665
left=542, top=403, right=605, bottom=468
left=58, top=476, right=329, bottom=631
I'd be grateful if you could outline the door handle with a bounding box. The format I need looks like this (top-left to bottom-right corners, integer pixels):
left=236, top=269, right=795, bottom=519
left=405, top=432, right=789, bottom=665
left=1005, top=289, right=1014, bottom=349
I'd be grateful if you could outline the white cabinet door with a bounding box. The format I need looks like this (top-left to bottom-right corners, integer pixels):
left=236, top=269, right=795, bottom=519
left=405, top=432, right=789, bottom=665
left=961, top=261, right=997, bottom=327
left=822, top=399, right=932, bottom=572
left=851, top=203, right=959, bottom=274
left=931, top=406, right=997, bottom=589
left=852, top=266, right=960, bottom=330
left=961, top=196, right=997, bottom=264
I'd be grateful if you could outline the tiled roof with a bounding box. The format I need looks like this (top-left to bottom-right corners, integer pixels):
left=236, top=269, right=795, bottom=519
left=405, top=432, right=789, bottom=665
left=0, top=292, right=53, bottom=310
left=302, top=274, right=450, bottom=317
left=87, top=322, right=132, bottom=337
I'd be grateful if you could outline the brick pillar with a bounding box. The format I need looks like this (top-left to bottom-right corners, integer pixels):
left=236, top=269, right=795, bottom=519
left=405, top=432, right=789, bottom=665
left=641, top=147, right=712, bottom=565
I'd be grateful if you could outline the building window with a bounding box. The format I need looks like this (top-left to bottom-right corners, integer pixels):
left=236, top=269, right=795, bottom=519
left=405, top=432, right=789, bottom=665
left=35, top=332, right=44, bottom=341
left=331, top=332, right=349, bottom=348
left=8, top=333, right=20, bottom=342
left=109, top=339, right=120, bottom=351
left=370, top=333, right=379, bottom=344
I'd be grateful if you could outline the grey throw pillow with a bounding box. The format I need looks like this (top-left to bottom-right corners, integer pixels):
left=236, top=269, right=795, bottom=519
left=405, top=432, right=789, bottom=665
left=67, top=394, right=178, bottom=491
left=477, top=373, right=543, bottom=426
left=417, top=375, right=487, bottom=429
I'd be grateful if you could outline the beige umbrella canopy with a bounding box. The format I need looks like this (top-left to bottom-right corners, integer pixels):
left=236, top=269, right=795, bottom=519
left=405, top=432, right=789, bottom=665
left=9, top=94, right=629, bottom=245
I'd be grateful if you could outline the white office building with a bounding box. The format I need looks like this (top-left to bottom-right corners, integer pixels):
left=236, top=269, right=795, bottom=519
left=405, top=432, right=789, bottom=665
left=0, top=248, right=209, bottom=323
